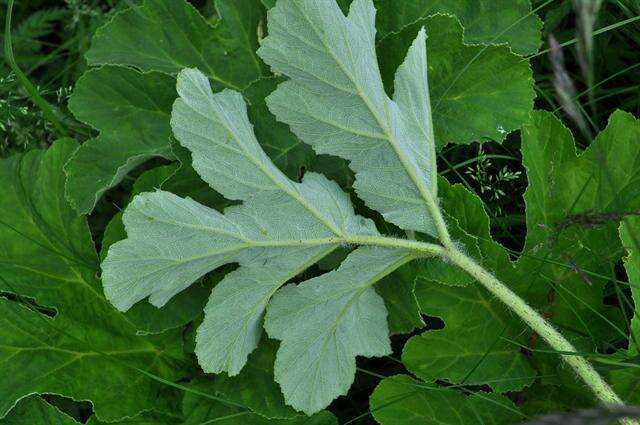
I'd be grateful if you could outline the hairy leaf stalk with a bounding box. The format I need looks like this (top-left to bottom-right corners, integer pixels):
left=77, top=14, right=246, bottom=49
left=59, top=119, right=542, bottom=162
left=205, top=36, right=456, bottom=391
left=329, top=214, right=632, bottom=418
left=433, top=221, right=636, bottom=424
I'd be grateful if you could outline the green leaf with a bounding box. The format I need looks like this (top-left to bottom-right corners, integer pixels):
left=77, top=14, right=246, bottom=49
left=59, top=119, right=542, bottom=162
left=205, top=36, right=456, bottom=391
left=263, top=0, right=543, bottom=55
left=376, top=262, right=424, bottom=334
left=265, top=247, right=413, bottom=414
left=377, top=14, right=535, bottom=146
left=66, top=0, right=271, bottom=214
left=259, top=0, right=440, bottom=235
left=374, top=0, right=542, bottom=55
left=0, top=139, right=188, bottom=421
left=620, top=217, right=640, bottom=354
left=522, top=110, right=640, bottom=251
left=521, top=110, right=640, bottom=342
left=182, top=379, right=338, bottom=425
left=0, top=396, right=79, bottom=424
left=200, top=339, right=301, bottom=419
left=65, top=66, right=176, bottom=214
left=86, top=0, right=266, bottom=90
left=369, top=375, right=524, bottom=425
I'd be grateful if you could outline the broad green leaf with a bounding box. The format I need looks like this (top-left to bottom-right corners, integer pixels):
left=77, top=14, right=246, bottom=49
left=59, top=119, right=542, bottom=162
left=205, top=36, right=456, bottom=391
left=258, top=0, right=440, bottom=235
left=263, top=0, right=543, bottom=55
left=0, top=139, right=188, bottom=421
left=521, top=110, right=639, bottom=341
left=103, top=69, right=379, bottom=379
left=376, top=262, right=424, bottom=334
left=609, top=366, right=640, bottom=405
left=66, top=0, right=271, bottom=214
left=87, top=411, right=177, bottom=425
left=65, top=66, right=176, bottom=214
left=265, top=247, right=414, bottom=414
left=377, top=15, right=535, bottom=146
left=0, top=396, right=79, bottom=424
left=86, top=0, right=266, bottom=90
left=621, top=217, right=640, bottom=354
left=202, top=340, right=300, bottom=419
left=522, top=110, right=640, bottom=251
left=403, top=181, right=536, bottom=393
left=182, top=380, right=338, bottom=425
left=374, top=0, right=542, bottom=55
left=369, top=375, right=524, bottom=425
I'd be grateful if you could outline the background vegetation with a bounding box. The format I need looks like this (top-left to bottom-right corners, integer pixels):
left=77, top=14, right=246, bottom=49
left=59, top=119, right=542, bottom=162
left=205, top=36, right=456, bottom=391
left=1, top=0, right=639, bottom=423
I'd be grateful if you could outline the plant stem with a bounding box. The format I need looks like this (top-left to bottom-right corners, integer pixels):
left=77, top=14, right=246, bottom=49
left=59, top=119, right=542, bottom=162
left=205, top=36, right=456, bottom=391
left=443, top=245, right=637, bottom=425
left=4, top=0, right=69, bottom=138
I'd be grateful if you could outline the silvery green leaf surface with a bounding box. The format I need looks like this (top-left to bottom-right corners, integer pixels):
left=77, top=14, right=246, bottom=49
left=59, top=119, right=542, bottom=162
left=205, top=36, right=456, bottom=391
left=265, top=246, right=415, bottom=414
left=258, top=0, right=439, bottom=235
left=102, top=68, right=379, bottom=378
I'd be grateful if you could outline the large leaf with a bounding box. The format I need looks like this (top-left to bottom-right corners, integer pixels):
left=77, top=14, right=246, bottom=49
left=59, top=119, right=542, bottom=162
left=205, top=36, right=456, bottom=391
left=182, top=380, right=338, bottom=425
left=65, top=66, right=176, bottom=214
left=65, top=0, right=269, bottom=214
left=369, top=375, right=524, bottom=425
left=86, top=0, right=266, bottom=89
left=374, top=0, right=542, bottom=55
left=103, top=0, right=445, bottom=407
left=377, top=15, right=534, bottom=146
left=0, top=139, right=188, bottom=421
left=521, top=110, right=640, bottom=342
left=620, top=217, right=640, bottom=354
left=259, top=0, right=440, bottom=235
left=0, top=396, right=80, bottom=425
left=522, top=110, right=640, bottom=251
left=103, top=0, right=543, bottom=415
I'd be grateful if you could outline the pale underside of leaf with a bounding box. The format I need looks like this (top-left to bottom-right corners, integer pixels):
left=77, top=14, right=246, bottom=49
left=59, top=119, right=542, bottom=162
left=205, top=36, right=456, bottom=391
left=258, top=0, right=439, bottom=236
left=265, top=246, right=415, bottom=414
left=102, top=68, right=379, bottom=376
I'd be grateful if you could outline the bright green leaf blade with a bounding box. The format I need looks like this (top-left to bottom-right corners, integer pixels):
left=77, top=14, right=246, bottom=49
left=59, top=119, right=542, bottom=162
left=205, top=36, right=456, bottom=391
left=86, top=0, right=266, bottom=90
left=370, top=374, right=524, bottom=425
left=103, top=68, right=378, bottom=376
left=66, top=0, right=272, bottom=214
left=0, top=396, right=80, bottom=424
left=376, top=262, right=424, bottom=334
left=182, top=379, right=338, bottom=425
left=374, top=0, right=542, bottom=55
left=203, top=339, right=301, bottom=419
left=521, top=110, right=639, bottom=342
left=404, top=281, right=536, bottom=392
left=620, top=217, right=640, bottom=354
left=265, top=247, right=414, bottom=414
left=522, top=110, right=640, bottom=251
left=378, top=15, right=535, bottom=146
left=259, top=0, right=439, bottom=235
left=65, top=66, right=176, bottom=214
left=0, top=139, right=188, bottom=421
